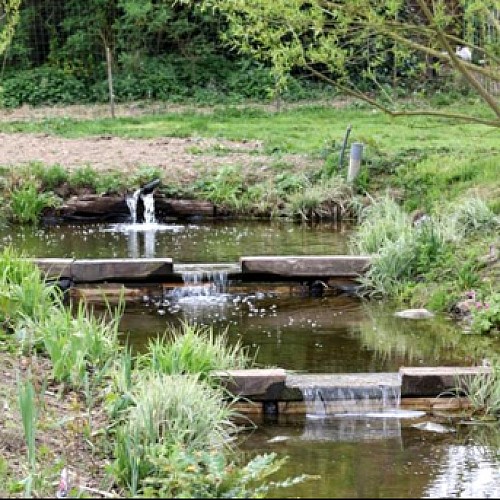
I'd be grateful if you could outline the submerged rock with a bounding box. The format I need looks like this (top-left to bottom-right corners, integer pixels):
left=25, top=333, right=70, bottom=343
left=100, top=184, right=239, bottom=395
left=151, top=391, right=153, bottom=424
left=394, top=308, right=434, bottom=319
left=412, top=421, right=456, bottom=434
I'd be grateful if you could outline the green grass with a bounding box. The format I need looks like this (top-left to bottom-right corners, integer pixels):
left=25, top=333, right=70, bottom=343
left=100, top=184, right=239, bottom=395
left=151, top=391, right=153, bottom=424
left=1, top=101, right=498, bottom=157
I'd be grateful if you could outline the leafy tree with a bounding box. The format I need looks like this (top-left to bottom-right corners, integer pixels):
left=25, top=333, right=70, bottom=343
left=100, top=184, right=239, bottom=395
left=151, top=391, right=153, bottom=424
left=187, top=0, right=500, bottom=127
left=0, top=0, right=21, bottom=55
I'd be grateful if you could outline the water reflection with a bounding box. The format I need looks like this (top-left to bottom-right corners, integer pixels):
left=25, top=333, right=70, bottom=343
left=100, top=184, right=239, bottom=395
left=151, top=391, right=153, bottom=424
left=239, top=417, right=500, bottom=498
left=0, top=220, right=352, bottom=261
left=120, top=291, right=498, bottom=372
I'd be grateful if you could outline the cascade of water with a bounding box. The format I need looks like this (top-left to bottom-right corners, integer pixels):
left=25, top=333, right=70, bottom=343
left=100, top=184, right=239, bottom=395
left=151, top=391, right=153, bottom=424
left=126, top=188, right=141, bottom=224
left=142, top=192, right=157, bottom=224
left=302, top=384, right=402, bottom=417
left=177, top=270, right=229, bottom=298
left=126, top=189, right=157, bottom=224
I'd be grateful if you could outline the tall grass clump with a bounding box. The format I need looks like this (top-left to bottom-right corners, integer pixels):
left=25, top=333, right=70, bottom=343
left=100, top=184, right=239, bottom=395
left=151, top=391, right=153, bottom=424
left=437, top=195, right=500, bottom=240
left=138, top=321, right=254, bottom=381
left=283, top=175, right=353, bottom=220
left=350, top=195, right=411, bottom=255
left=25, top=300, right=122, bottom=389
left=458, top=361, right=500, bottom=418
left=113, top=372, right=238, bottom=494
left=9, top=181, right=58, bottom=225
left=352, top=196, right=450, bottom=297
left=0, top=247, right=60, bottom=327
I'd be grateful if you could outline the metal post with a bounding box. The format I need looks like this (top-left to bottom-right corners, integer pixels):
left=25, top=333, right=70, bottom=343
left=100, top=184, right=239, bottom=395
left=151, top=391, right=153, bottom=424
left=347, top=143, right=364, bottom=182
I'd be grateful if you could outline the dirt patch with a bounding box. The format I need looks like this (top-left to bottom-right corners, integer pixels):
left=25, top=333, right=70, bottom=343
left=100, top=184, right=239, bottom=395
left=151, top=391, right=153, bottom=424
left=0, top=101, right=336, bottom=184
left=0, top=351, right=115, bottom=497
left=0, top=132, right=321, bottom=185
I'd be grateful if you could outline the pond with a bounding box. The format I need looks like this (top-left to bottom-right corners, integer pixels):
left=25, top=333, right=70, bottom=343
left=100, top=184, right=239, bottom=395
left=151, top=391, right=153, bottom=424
left=2, top=219, right=499, bottom=498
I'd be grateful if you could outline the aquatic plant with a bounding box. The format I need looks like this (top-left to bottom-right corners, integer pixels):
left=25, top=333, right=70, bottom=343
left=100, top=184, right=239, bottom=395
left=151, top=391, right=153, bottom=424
left=9, top=181, right=59, bottom=225
left=138, top=321, right=253, bottom=381
left=459, top=360, right=500, bottom=417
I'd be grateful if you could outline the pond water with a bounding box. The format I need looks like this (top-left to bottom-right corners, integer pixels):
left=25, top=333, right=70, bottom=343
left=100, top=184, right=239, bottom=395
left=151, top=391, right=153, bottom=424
left=2, top=219, right=499, bottom=498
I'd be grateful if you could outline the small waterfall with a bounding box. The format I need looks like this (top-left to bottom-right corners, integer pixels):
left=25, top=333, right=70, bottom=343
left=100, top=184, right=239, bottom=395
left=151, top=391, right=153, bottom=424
left=175, top=270, right=229, bottom=300
left=126, top=188, right=141, bottom=224
left=142, top=192, right=157, bottom=224
left=302, top=384, right=401, bottom=417
left=126, top=188, right=157, bottom=224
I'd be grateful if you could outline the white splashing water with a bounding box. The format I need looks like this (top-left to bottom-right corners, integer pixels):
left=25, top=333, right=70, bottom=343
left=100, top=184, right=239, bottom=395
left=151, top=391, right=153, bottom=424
left=126, top=189, right=156, bottom=224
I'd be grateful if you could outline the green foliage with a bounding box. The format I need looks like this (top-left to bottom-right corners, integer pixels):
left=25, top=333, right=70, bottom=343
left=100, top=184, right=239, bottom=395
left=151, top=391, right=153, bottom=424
left=141, top=448, right=310, bottom=499
left=9, top=181, right=59, bottom=225
left=0, top=67, right=89, bottom=108
left=0, top=0, right=21, bottom=56
left=68, top=165, right=99, bottom=191
left=113, top=372, right=239, bottom=494
left=138, top=321, right=253, bottom=381
left=350, top=195, right=411, bottom=255
left=194, top=166, right=245, bottom=208
left=191, top=0, right=500, bottom=126
left=24, top=300, right=123, bottom=389
left=30, top=163, right=69, bottom=191
left=470, top=292, right=500, bottom=335
left=459, top=361, right=500, bottom=417
left=129, top=166, right=164, bottom=190
left=17, top=375, right=37, bottom=471
left=0, top=248, right=59, bottom=326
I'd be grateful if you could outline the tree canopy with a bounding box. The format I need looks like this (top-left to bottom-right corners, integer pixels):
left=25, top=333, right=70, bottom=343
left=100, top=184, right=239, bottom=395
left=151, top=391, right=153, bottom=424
left=189, top=0, right=500, bottom=127
left=0, top=0, right=21, bottom=56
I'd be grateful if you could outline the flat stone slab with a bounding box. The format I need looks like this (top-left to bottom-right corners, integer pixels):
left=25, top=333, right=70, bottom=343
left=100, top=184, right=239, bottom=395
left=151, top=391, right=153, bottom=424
left=286, top=372, right=400, bottom=389
left=240, top=255, right=371, bottom=278
left=211, top=368, right=286, bottom=397
left=399, top=366, right=492, bottom=397
left=32, top=258, right=74, bottom=278
left=71, top=258, right=173, bottom=283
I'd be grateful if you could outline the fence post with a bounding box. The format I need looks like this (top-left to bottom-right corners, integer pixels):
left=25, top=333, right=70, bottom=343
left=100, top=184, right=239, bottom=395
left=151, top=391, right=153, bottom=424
left=105, top=46, right=115, bottom=119
left=347, top=143, right=364, bottom=182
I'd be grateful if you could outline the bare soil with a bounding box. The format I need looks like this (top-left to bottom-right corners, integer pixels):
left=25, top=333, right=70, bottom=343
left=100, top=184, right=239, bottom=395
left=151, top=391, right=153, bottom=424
left=0, top=102, right=327, bottom=184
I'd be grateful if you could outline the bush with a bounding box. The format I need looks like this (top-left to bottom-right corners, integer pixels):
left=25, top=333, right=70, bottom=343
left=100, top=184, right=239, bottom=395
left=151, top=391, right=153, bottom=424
left=1, top=67, right=89, bottom=108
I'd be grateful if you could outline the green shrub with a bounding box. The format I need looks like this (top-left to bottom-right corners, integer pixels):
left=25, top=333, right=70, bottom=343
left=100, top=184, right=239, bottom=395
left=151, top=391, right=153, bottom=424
left=113, top=372, right=238, bottom=495
left=1, top=67, right=89, bottom=108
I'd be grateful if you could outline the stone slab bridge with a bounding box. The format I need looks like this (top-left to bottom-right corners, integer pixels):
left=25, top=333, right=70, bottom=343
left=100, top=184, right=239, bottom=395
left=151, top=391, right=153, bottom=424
left=31, top=255, right=371, bottom=286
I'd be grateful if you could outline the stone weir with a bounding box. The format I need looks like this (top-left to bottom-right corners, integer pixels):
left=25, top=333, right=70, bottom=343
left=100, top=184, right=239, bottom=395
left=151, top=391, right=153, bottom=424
left=31, top=255, right=372, bottom=286
left=212, top=367, right=491, bottom=417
